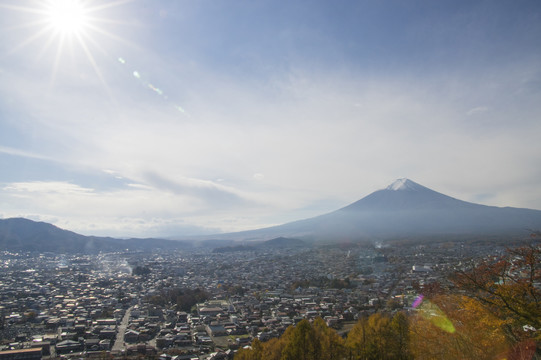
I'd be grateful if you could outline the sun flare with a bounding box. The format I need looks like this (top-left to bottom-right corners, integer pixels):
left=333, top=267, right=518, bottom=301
left=45, top=0, right=90, bottom=36
left=1, top=0, right=133, bottom=90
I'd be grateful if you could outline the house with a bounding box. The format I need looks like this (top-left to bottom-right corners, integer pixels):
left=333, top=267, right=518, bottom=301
left=85, top=338, right=100, bottom=351
left=55, top=340, right=83, bottom=354
left=126, top=344, right=156, bottom=356
left=207, top=324, right=226, bottom=337
left=124, top=329, right=140, bottom=343
left=99, top=339, right=111, bottom=350
left=99, top=327, right=116, bottom=339
left=198, top=307, right=223, bottom=317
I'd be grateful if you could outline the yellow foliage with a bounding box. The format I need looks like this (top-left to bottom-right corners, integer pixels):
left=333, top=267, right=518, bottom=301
left=410, top=294, right=510, bottom=360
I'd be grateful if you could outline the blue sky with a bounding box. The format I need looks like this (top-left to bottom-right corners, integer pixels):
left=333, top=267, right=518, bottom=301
left=1, top=0, right=540, bottom=237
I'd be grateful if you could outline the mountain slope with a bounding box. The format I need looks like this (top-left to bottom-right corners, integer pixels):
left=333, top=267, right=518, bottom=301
left=215, top=179, right=541, bottom=241
left=340, top=178, right=476, bottom=211
left=0, top=218, right=190, bottom=253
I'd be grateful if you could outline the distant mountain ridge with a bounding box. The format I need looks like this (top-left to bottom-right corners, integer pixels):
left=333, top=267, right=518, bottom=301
left=0, top=217, right=189, bottom=253
left=2, top=179, right=541, bottom=252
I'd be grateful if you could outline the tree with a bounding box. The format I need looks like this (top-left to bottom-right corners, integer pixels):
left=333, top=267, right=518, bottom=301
left=346, top=313, right=396, bottom=360
left=261, top=337, right=286, bottom=360
left=281, top=319, right=320, bottom=360
left=345, top=312, right=413, bottom=360
left=313, top=317, right=346, bottom=360
left=346, top=316, right=370, bottom=359
left=450, top=244, right=541, bottom=358
left=176, top=288, right=209, bottom=312
left=409, top=294, right=509, bottom=360
left=235, top=340, right=260, bottom=360
left=452, top=245, right=541, bottom=338
left=132, top=265, right=151, bottom=276
left=235, top=318, right=347, bottom=360
left=388, top=312, right=412, bottom=360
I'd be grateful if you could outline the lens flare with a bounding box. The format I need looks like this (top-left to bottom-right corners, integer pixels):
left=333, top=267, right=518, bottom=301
left=414, top=294, right=456, bottom=333
left=412, top=294, right=424, bottom=308
left=118, top=56, right=190, bottom=117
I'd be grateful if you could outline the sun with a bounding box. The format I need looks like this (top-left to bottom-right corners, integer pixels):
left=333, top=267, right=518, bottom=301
left=1, top=0, right=134, bottom=95
left=45, top=0, right=90, bottom=36
left=1, top=0, right=134, bottom=91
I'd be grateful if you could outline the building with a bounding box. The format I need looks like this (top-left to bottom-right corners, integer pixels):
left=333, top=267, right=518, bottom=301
left=0, top=349, right=42, bottom=360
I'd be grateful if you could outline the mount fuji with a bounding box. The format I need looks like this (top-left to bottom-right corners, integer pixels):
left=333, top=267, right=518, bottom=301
left=218, top=178, right=541, bottom=241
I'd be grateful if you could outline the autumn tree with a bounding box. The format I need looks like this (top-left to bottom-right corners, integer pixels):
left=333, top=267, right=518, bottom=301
left=388, top=312, right=413, bottom=360
left=281, top=319, right=321, bottom=360
left=346, top=315, right=369, bottom=359
left=261, top=337, right=287, bottom=360
left=313, top=317, right=346, bottom=360
left=234, top=346, right=254, bottom=360
left=452, top=245, right=541, bottom=342
left=234, top=323, right=296, bottom=360
left=235, top=318, right=344, bottom=360
left=235, top=338, right=263, bottom=360
left=346, top=312, right=412, bottom=360
left=409, top=294, right=509, bottom=360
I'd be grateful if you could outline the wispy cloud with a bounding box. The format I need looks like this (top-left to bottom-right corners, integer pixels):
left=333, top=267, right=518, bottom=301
left=466, top=106, right=489, bottom=116
left=4, top=181, right=94, bottom=196
left=141, top=171, right=249, bottom=209
left=0, top=146, right=55, bottom=161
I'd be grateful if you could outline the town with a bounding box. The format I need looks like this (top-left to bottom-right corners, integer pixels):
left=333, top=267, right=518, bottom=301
left=0, top=239, right=512, bottom=360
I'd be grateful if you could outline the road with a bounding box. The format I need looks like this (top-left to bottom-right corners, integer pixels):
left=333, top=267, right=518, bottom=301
left=111, top=306, right=132, bottom=352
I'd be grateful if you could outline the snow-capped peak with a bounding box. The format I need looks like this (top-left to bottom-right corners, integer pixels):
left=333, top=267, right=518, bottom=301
left=386, top=178, right=419, bottom=191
